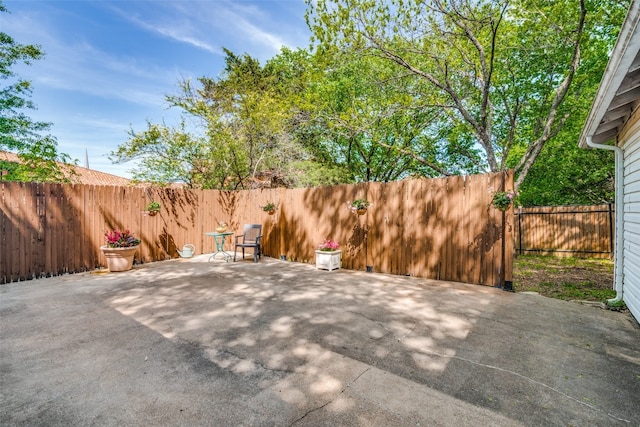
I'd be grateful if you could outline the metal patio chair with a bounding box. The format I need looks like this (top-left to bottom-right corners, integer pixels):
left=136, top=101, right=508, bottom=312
left=233, top=224, right=262, bottom=262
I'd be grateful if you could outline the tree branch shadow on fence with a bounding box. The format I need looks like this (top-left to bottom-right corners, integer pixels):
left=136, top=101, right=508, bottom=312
left=2, top=171, right=514, bottom=286
left=158, top=228, right=178, bottom=259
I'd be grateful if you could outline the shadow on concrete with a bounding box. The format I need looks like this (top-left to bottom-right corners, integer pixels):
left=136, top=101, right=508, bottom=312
left=1, top=257, right=638, bottom=425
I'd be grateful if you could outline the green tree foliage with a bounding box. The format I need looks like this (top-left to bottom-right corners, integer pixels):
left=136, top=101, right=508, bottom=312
left=113, top=120, right=225, bottom=188
left=0, top=2, right=72, bottom=182
left=302, top=51, right=476, bottom=182
left=265, top=48, right=355, bottom=186
left=518, top=136, right=614, bottom=206
left=508, top=0, right=626, bottom=205
left=513, top=0, right=626, bottom=205
left=517, top=94, right=616, bottom=206
left=113, top=0, right=625, bottom=205
left=305, top=0, right=627, bottom=195
left=113, top=48, right=345, bottom=189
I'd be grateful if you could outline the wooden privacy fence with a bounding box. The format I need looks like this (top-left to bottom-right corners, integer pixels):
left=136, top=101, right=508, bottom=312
left=514, top=204, right=614, bottom=258
left=1, top=171, right=514, bottom=286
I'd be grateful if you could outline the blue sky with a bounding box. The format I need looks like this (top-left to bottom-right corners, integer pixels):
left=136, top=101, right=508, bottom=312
left=3, top=0, right=311, bottom=178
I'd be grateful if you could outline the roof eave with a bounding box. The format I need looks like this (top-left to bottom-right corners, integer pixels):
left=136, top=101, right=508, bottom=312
left=579, top=0, right=640, bottom=148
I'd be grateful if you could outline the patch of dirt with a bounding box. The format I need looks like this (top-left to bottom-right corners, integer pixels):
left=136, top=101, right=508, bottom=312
left=513, top=255, right=615, bottom=302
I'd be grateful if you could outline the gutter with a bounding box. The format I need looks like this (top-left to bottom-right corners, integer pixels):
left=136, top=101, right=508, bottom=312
left=578, top=2, right=640, bottom=305
left=585, top=136, right=624, bottom=304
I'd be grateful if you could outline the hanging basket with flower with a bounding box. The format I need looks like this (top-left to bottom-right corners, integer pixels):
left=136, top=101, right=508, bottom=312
left=348, top=198, right=371, bottom=215
left=261, top=202, right=277, bottom=215
left=492, top=190, right=518, bottom=211
left=144, top=201, right=161, bottom=216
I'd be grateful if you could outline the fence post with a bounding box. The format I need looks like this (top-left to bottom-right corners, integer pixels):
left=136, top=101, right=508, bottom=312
left=517, top=206, right=523, bottom=256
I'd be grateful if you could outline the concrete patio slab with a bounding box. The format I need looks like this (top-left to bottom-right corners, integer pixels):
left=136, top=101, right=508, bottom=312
left=1, top=255, right=639, bottom=426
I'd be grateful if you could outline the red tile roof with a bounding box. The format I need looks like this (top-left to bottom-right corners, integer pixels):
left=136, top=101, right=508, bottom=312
left=0, top=151, right=132, bottom=186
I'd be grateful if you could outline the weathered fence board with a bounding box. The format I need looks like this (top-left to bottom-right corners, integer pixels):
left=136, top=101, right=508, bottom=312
left=514, top=204, right=614, bottom=258
left=1, top=172, right=514, bottom=286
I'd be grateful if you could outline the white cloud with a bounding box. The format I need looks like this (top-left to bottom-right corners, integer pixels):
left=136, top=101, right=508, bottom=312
left=4, top=3, right=183, bottom=107
left=2, top=0, right=310, bottom=179
left=221, top=8, right=290, bottom=52
left=209, top=1, right=291, bottom=51
left=113, top=0, right=305, bottom=60
left=116, top=10, right=222, bottom=55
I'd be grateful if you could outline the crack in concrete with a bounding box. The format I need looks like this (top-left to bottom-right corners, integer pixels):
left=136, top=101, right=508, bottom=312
left=218, top=348, right=295, bottom=375
left=348, top=310, right=392, bottom=340
left=412, top=347, right=632, bottom=424
left=289, top=367, right=372, bottom=426
left=397, top=321, right=417, bottom=340
left=350, top=310, right=420, bottom=342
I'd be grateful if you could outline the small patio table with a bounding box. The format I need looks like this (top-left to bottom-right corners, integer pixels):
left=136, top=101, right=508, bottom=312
left=205, top=231, right=234, bottom=262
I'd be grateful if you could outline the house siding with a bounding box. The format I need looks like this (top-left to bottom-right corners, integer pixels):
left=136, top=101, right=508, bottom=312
left=621, top=107, right=640, bottom=321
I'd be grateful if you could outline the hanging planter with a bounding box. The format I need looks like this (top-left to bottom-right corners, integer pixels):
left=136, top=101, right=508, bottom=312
left=492, top=190, right=517, bottom=211
left=144, top=201, right=161, bottom=216
left=348, top=198, right=371, bottom=215
left=261, top=202, right=277, bottom=215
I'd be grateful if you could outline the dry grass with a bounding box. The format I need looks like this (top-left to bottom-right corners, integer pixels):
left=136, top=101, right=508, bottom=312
left=513, top=255, right=615, bottom=302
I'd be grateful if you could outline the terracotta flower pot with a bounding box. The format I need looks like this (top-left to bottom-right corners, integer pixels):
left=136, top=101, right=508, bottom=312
left=101, top=245, right=139, bottom=272
left=356, top=208, right=367, bottom=215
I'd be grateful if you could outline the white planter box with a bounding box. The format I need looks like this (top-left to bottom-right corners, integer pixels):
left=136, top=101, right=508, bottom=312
left=316, top=250, right=341, bottom=271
